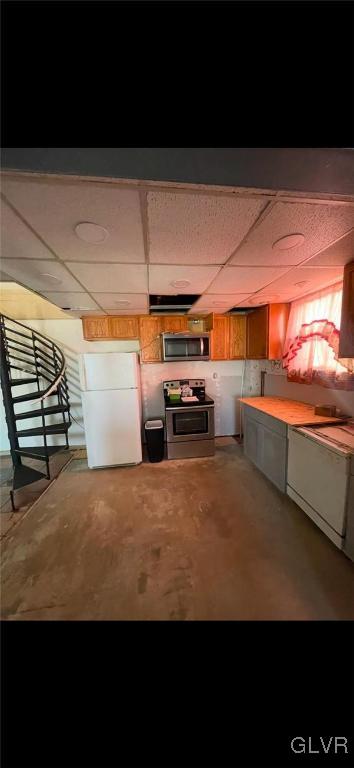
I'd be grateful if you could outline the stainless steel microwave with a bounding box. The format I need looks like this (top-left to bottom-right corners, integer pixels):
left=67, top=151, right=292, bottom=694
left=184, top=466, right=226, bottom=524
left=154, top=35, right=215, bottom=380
left=162, top=333, right=210, bottom=361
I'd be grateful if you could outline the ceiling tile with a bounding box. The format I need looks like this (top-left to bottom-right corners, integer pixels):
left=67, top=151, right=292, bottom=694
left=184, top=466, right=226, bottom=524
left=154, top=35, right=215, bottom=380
left=2, top=178, right=145, bottom=263
left=1, top=259, right=84, bottom=292
left=0, top=282, right=72, bottom=320
left=190, top=294, right=251, bottom=311
left=62, top=310, right=108, bottom=318
left=42, top=292, right=100, bottom=310
left=304, top=228, right=354, bottom=267
left=148, top=264, right=220, bottom=294
left=68, top=263, right=148, bottom=292
left=1, top=200, right=55, bottom=259
left=105, top=309, right=149, bottom=315
left=252, top=265, right=344, bottom=301
left=147, top=191, right=266, bottom=264
left=229, top=201, right=354, bottom=266
left=206, top=266, right=289, bottom=294
left=92, top=293, right=148, bottom=310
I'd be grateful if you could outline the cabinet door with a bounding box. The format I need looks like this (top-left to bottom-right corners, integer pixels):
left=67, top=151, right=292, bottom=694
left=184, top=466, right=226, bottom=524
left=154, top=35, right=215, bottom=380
left=211, top=316, right=230, bottom=360
left=243, top=410, right=260, bottom=467
left=268, top=303, right=290, bottom=360
left=246, top=306, right=268, bottom=359
left=109, top=316, right=139, bottom=339
left=139, top=317, right=162, bottom=362
left=229, top=315, right=246, bottom=359
left=82, top=317, right=110, bottom=340
left=261, top=424, right=287, bottom=492
left=162, top=316, right=189, bottom=333
left=339, top=260, right=354, bottom=358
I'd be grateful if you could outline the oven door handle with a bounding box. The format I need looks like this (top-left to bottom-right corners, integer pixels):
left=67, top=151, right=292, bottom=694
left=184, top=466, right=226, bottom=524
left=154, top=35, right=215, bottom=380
left=165, top=405, right=214, bottom=413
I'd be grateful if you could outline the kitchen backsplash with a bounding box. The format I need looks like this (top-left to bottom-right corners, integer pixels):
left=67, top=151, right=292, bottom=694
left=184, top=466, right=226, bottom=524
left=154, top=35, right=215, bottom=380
left=141, top=359, right=268, bottom=437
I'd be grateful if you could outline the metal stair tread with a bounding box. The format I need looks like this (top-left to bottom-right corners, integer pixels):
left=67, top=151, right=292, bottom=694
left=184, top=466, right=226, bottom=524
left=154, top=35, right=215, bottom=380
left=13, top=464, right=47, bottom=491
left=12, top=389, right=49, bottom=403
left=14, top=404, right=69, bottom=420
left=10, top=377, right=38, bottom=386
left=15, top=445, right=69, bottom=460
left=17, top=424, right=69, bottom=437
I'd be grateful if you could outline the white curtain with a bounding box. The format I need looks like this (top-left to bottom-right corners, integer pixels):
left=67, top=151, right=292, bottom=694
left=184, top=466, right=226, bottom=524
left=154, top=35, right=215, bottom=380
left=283, top=282, right=354, bottom=389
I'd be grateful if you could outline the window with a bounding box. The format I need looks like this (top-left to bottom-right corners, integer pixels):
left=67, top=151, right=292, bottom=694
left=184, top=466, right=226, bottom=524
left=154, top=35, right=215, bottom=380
left=282, top=282, right=354, bottom=389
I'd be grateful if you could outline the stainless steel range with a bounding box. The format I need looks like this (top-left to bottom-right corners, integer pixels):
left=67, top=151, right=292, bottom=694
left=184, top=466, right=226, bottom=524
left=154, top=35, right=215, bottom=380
left=163, top=378, right=215, bottom=459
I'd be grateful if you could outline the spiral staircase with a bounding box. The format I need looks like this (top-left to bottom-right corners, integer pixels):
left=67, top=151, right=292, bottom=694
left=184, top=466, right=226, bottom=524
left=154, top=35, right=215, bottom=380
left=0, top=314, right=71, bottom=510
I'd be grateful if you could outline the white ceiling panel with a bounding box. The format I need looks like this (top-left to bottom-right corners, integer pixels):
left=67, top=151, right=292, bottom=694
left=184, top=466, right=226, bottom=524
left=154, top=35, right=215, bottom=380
left=68, top=263, right=148, bottom=293
left=1, top=259, right=84, bottom=293
left=2, top=178, right=145, bottom=263
left=148, top=264, right=220, bottom=294
left=206, top=266, right=289, bottom=294
left=42, top=292, right=100, bottom=310
left=230, top=201, right=354, bottom=266
left=1, top=200, right=55, bottom=259
left=304, top=228, right=354, bottom=267
left=252, top=265, right=344, bottom=301
left=147, top=191, right=266, bottom=264
left=105, top=309, right=149, bottom=315
left=190, top=293, right=251, bottom=311
left=92, top=293, right=149, bottom=310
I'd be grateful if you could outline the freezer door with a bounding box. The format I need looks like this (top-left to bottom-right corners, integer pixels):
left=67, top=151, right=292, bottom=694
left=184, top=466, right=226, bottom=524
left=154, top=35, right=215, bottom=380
left=80, top=352, right=140, bottom=391
left=82, top=389, right=142, bottom=467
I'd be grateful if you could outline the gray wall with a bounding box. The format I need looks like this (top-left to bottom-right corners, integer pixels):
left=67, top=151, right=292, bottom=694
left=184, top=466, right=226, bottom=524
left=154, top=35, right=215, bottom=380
left=264, top=369, right=354, bottom=417
left=2, top=148, right=354, bottom=196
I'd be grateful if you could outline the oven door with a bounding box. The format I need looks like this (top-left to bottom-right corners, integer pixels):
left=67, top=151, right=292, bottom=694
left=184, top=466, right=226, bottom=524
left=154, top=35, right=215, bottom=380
left=166, top=405, right=215, bottom=443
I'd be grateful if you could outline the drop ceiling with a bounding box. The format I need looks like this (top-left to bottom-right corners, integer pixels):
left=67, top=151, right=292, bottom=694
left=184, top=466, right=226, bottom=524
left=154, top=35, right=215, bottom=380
left=0, top=171, right=353, bottom=318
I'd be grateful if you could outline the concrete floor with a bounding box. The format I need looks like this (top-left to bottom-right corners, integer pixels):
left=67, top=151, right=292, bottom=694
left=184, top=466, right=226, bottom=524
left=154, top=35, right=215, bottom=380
left=1, top=439, right=353, bottom=620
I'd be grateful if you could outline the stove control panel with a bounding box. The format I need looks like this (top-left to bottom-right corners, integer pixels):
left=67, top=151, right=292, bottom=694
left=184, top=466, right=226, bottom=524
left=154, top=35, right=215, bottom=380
left=163, top=379, right=206, bottom=397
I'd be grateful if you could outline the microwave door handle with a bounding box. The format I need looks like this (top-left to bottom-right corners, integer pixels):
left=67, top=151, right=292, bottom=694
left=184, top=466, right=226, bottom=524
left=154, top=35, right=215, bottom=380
left=201, top=337, right=204, bottom=356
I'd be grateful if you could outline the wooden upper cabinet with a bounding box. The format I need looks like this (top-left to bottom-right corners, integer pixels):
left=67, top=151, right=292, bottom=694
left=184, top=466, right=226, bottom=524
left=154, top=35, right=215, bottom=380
left=139, top=316, right=162, bottom=363
left=268, top=303, right=290, bottom=360
left=246, top=303, right=289, bottom=360
left=247, top=305, right=268, bottom=358
left=161, top=316, right=189, bottom=333
left=339, top=261, right=354, bottom=358
left=82, top=316, right=111, bottom=340
left=211, top=315, right=230, bottom=360
left=109, top=316, right=139, bottom=339
left=229, top=315, right=246, bottom=359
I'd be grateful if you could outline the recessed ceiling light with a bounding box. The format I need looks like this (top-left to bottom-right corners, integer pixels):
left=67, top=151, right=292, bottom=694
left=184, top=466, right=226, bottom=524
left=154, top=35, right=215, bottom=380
left=39, top=273, right=63, bottom=284
left=170, top=280, right=191, bottom=289
left=114, top=300, right=131, bottom=306
left=75, top=222, right=109, bottom=244
left=294, top=280, right=309, bottom=287
left=272, top=233, right=305, bottom=251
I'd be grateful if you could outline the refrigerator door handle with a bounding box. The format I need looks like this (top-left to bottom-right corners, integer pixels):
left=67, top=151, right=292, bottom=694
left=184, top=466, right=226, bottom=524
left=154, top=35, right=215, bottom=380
left=81, top=357, right=87, bottom=390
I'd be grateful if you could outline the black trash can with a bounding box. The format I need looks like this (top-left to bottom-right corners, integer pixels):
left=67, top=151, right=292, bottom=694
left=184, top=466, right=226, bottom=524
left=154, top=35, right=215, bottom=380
left=145, top=419, right=164, bottom=463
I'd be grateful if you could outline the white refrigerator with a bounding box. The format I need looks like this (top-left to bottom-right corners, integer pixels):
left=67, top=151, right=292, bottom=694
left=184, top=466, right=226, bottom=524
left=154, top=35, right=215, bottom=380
left=79, top=352, right=142, bottom=468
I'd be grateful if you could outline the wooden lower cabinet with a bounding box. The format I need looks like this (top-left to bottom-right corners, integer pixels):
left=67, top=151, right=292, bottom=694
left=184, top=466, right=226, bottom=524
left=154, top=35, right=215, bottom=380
left=229, top=315, right=246, bottom=359
left=211, top=315, right=230, bottom=360
left=139, top=316, right=163, bottom=362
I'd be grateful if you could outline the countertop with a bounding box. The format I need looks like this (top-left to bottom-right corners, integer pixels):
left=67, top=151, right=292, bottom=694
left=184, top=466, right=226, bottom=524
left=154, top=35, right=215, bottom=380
left=238, top=396, right=345, bottom=426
